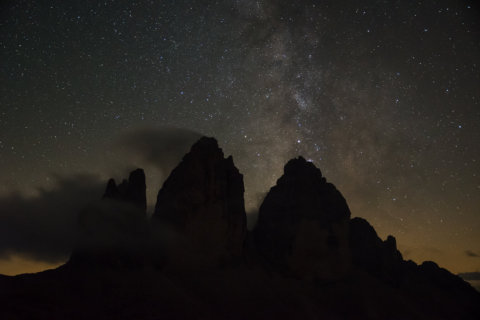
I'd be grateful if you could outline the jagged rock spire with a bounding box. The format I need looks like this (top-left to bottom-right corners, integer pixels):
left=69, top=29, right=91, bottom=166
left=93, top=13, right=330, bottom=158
left=69, top=168, right=148, bottom=268
left=153, top=136, right=246, bottom=265
left=103, top=168, right=146, bottom=214
left=254, top=156, right=351, bottom=278
left=125, top=169, right=147, bottom=212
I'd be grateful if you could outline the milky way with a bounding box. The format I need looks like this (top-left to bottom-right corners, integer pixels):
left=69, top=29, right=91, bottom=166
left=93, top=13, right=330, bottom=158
left=1, top=0, right=479, bottom=274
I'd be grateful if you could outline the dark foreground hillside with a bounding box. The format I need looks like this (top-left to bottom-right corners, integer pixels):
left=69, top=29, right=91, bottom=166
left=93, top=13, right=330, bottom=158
left=1, top=137, right=479, bottom=320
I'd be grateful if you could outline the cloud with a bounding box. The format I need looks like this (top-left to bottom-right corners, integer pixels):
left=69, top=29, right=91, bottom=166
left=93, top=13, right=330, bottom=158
left=0, top=174, right=104, bottom=263
left=0, top=127, right=204, bottom=266
left=118, top=127, right=202, bottom=177
left=465, top=250, right=480, bottom=258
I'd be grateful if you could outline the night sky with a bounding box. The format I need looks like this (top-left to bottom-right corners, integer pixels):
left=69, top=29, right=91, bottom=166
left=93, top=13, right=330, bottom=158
left=1, top=0, right=479, bottom=275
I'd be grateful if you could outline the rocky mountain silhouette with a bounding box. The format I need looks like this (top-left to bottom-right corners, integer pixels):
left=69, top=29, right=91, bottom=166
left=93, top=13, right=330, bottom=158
left=0, top=137, right=479, bottom=320
left=103, top=168, right=147, bottom=213
left=254, top=156, right=351, bottom=279
left=68, top=168, right=148, bottom=269
left=153, top=137, right=246, bottom=267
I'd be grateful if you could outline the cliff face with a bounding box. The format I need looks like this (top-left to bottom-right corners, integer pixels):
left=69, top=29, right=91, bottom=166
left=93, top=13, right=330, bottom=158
left=253, top=157, right=351, bottom=279
left=153, top=137, right=246, bottom=266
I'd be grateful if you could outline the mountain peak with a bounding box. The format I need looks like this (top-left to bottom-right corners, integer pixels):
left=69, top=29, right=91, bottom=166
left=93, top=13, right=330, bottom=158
left=283, top=156, right=323, bottom=179
left=254, top=158, right=351, bottom=277
left=69, top=168, right=148, bottom=268
left=190, top=136, right=220, bottom=152
left=260, top=157, right=350, bottom=223
left=103, top=178, right=121, bottom=199
left=102, top=168, right=146, bottom=213
left=126, top=168, right=147, bottom=212
left=153, top=136, right=246, bottom=265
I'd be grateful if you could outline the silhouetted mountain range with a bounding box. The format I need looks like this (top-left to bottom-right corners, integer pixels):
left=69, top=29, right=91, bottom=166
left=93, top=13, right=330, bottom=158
left=1, top=137, right=479, bottom=319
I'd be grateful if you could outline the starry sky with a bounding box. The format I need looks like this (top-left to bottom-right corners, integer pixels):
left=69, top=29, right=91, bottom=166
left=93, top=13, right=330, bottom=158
left=1, top=0, right=479, bottom=275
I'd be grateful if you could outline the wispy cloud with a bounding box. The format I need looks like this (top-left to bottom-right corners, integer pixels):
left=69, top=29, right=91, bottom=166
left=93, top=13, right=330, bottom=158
left=465, top=250, right=479, bottom=258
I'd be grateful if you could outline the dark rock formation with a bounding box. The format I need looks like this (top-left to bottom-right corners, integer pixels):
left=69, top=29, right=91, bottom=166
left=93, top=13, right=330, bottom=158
left=349, top=217, right=403, bottom=284
left=68, top=169, right=148, bottom=268
left=103, top=178, right=121, bottom=199
left=102, top=168, right=147, bottom=213
left=153, top=137, right=246, bottom=265
left=253, top=156, right=351, bottom=279
left=2, top=138, right=479, bottom=320
left=252, top=156, right=479, bottom=320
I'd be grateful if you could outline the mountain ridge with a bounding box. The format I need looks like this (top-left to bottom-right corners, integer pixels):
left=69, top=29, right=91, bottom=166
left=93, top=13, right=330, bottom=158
left=0, top=136, right=478, bottom=319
